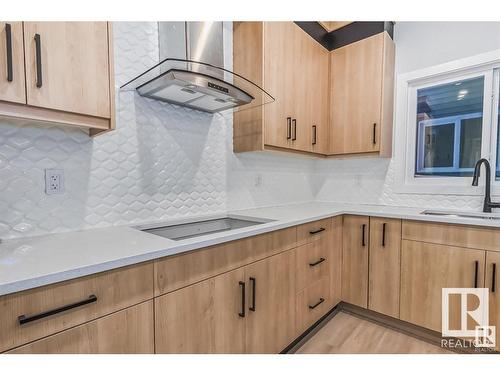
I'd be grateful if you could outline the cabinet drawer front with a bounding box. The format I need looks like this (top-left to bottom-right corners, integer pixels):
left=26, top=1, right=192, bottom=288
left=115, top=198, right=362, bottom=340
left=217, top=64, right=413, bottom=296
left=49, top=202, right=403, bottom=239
left=297, top=218, right=332, bottom=246
left=295, top=239, right=331, bottom=292
left=296, top=276, right=331, bottom=334
left=8, top=301, right=154, bottom=354
left=402, top=220, right=500, bottom=251
left=0, top=262, right=153, bottom=352
left=154, top=226, right=297, bottom=296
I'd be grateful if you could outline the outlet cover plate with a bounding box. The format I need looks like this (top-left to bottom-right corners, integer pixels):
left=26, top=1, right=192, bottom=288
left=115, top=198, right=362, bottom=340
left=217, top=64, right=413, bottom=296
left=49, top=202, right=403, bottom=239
left=45, top=169, right=65, bottom=195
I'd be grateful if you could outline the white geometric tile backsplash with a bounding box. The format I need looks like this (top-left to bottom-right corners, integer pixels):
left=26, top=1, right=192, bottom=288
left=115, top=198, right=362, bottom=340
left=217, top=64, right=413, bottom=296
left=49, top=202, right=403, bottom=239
left=0, top=22, right=489, bottom=240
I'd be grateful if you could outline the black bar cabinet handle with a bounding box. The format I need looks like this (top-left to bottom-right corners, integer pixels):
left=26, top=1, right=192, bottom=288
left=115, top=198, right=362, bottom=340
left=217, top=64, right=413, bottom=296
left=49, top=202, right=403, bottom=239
left=308, top=298, right=325, bottom=310
left=18, top=295, right=97, bottom=325
left=292, top=119, right=297, bottom=141
left=5, top=23, right=13, bottom=82
left=249, top=277, right=256, bottom=311
left=362, top=224, right=366, bottom=247
left=372, top=123, right=377, bottom=144
left=382, top=223, right=386, bottom=247
left=238, top=281, right=245, bottom=317
left=312, top=125, right=317, bottom=145
left=474, top=261, right=479, bottom=288
left=286, top=117, right=291, bottom=140
left=492, top=263, right=496, bottom=293
left=309, top=257, right=326, bottom=267
left=34, top=33, right=42, bottom=88
left=309, top=228, right=325, bottom=235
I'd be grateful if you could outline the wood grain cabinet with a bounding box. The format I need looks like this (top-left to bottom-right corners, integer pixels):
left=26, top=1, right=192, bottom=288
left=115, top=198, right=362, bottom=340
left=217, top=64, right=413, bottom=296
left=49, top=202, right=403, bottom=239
left=155, top=249, right=296, bottom=354
left=341, top=215, right=369, bottom=308
left=0, top=22, right=25, bottom=104
left=368, top=217, right=401, bottom=318
left=233, top=22, right=330, bottom=156
left=0, top=21, right=115, bottom=136
left=329, top=32, right=394, bottom=156
left=485, top=251, right=500, bottom=351
left=8, top=302, right=154, bottom=354
left=400, top=240, right=485, bottom=332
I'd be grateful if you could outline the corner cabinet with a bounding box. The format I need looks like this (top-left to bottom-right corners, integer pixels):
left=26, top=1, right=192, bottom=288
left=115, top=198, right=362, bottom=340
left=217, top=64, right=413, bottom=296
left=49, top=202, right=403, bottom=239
left=233, top=22, right=330, bottom=156
left=0, top=22, right=115, bottom=136
left=329, top=32, right=395, bottom=156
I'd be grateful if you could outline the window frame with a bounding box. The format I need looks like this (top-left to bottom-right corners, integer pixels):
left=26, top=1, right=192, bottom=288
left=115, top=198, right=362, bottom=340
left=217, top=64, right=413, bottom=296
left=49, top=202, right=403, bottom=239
left=393, top=49, right=500, bottom=196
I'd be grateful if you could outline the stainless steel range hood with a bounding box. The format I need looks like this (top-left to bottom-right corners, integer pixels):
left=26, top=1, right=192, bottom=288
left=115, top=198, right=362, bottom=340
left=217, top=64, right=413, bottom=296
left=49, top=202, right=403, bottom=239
left=120, top=22, right=273, bottom=113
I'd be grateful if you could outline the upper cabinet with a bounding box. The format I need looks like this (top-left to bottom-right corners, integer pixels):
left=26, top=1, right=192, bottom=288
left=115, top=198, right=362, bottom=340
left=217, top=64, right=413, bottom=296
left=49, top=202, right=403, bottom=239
left=0, top=22, right=115, bottom=136
left=233, top=22, right=395, bottom=158
left=0, top=22, right=26, bottom=104
left=233, top=22, right=330, bottom=155
left=329, top=32, right=395, bottom=156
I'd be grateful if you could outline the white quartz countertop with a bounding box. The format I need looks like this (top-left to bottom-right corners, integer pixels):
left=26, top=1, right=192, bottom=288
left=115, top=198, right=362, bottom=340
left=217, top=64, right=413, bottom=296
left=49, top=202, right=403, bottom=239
left=2, top=201, right=500, bottom=296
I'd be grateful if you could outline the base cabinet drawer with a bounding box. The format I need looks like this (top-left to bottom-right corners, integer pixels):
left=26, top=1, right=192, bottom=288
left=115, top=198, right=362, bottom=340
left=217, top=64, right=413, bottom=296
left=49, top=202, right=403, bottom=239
left=296, top=276, right=331, bottom=334
left=8, top=301, right=154, bottom=354
left=0, top=262, right=153, bottom=352
left=297, top=218, right=332, bottom=246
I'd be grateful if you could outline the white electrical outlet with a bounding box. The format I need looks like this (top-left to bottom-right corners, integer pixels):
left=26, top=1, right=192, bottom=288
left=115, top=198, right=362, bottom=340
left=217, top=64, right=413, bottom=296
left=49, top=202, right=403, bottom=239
left=45, top=169, right=65, bottom=195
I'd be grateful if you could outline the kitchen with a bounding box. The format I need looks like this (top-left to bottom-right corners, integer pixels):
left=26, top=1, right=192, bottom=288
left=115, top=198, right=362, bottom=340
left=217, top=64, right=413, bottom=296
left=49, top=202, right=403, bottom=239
left=1, top=0, right=500, bottom=373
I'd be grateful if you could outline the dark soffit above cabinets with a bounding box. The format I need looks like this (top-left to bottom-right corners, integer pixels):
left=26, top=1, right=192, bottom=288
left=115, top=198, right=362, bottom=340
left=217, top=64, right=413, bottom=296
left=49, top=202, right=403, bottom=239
left=294, top=21, right=394, bottom=51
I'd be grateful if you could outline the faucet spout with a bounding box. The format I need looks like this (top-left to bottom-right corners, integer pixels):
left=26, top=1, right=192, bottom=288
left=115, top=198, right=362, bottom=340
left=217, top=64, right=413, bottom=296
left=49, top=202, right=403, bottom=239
left=472, top=158, right=496, bottom=213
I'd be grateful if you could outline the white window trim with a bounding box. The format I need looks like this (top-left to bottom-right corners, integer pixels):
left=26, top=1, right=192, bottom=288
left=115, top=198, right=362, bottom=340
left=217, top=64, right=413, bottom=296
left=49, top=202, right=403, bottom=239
left=393, top=49, right=500, bottom=196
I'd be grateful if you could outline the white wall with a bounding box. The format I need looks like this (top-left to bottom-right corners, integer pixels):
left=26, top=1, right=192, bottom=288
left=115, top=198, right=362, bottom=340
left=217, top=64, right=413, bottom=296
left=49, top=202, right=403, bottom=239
left=1, top=22, right=499, bottom=240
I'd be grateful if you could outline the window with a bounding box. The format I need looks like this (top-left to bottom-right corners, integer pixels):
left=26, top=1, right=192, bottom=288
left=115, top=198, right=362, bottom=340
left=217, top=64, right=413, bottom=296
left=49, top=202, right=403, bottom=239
left=395, top=51, right=500, bottom=195
left=415, top=76, right=484, bottom=177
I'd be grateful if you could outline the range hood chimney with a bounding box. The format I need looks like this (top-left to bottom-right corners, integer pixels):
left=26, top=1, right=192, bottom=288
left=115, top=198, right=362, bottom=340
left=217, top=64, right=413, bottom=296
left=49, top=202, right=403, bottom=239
left=120, top=22, right=273, bottom=114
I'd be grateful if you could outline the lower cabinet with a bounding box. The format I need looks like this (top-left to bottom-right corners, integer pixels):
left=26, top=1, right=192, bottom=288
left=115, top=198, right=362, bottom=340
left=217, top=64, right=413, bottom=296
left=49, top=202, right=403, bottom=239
left=154, top=249, right=296, bottom=354
left=368, top=217, right=401, bottom=318
left=400, top=240, right=485, bottom=332
left=154, top=267, right=246, bottom=353
left=8, top=301, right=154, bottom=354
left=486, top=251, right=500, bottom=351
left=342, top=215, right=369, bottom=308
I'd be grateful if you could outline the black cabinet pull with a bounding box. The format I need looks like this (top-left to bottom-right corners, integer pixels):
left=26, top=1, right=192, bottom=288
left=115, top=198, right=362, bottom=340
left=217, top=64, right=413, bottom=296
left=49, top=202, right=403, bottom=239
left=492, top=263, right=496, bottom=293
left=474, top=261, right=479, bottom=288
left=382, top=223, right=386, bottom=247
left=34, top=33, right=42, bottom=88
left=292, top=118, right=297, bottom=141
left=309, top=257, right=326, bottom=267
left=249, top=277, right=256, bottom=311
left=362, top=224, right=366, bottom=247
left=372, top=123, right=377, bottom=144
left=309, top=227, right=325, bottom=235
left=5, top=23, right=13, bottom=82
left=308, top=298, right=325, bottom=310
left=312, top=125, right=317, bottom=145
left=286, top=117, right=291, bottom=140
left=238, top=281, right=245, bottom=317
left=18, top=295, right=97, bottom=325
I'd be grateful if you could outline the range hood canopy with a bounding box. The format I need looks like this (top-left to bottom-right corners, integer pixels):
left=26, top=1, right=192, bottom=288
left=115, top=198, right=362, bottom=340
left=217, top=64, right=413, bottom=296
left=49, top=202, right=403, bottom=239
left=120, top=22, right=274, bottom=114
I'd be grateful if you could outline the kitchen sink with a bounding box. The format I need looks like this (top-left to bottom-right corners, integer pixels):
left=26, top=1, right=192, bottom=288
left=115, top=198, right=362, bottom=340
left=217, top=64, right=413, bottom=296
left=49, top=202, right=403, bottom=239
left=421, top=209, right=500, bottom=220
left=140, top=216, right=275, bottom=241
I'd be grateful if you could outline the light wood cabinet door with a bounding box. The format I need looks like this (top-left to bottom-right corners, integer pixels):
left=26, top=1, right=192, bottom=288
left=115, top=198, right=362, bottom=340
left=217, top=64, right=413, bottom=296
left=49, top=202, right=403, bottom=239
left=155, top=267, right=246, bottom=354
left=245, top=250, right=296, bottom=353
left=400, top=240, right=485, bottom=332
left=263, top=22, right=295, bottom=149
left=369, top=217, right=401, bottom=318
left=485, top=251, right=500, bottom=351
left=330, top=32, right=389, bottom=155
left=23, top=22, right=111, bottom=118
left=0, top=22, right=25, bottom=104
left=341, top=215, right=369, bottom=308
left=9, top=301, right=154, bottom=354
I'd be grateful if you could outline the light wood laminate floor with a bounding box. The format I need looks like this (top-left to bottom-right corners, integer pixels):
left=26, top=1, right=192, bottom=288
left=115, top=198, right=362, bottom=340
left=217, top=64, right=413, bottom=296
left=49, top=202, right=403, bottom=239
left=296, top=312, right=451, bottom=354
